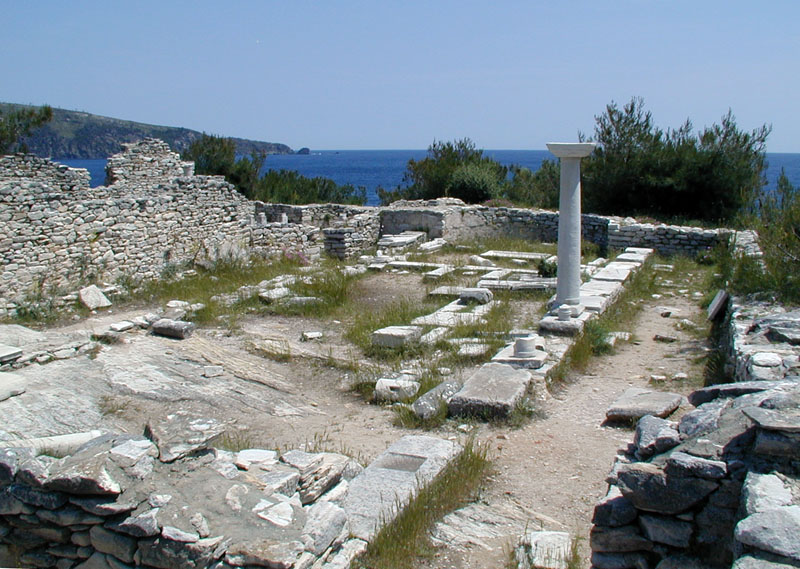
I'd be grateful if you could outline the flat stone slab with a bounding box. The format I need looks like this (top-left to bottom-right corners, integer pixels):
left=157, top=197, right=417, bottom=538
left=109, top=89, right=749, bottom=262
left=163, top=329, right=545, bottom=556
left=614, top=252, right=648, bottom=264
left=411, top=312, right=483, bottom=327
left=459, top=288, right=493, bottom=305
left=580, top=280, right=623, bottom=298
left=606, top=388, right=683, bottom=421
left=378, top=231, right=427, bottom=249
left=735, top=505, right=800, bottom=562
left=481, top=250, right=549, bottom=261
left=412, top=381, right=462, bottom=420
left=538, top=312, right=592, bottom=336
left=592, top=263, right=637, bottom=283
left=0, top=372, right=26, bottom=402
left=0, top=343, right=22, bottom=364
left=449, top=363, right=532, bottom=418
left=516, top=530, right=572, bottom=569
left=428, top=286, right=465, bottom=297
left=743, top=407, right=800, bottom=433
left=344, top=435, right=461, bottom=540
left=371, top=326, right=423, bottom=348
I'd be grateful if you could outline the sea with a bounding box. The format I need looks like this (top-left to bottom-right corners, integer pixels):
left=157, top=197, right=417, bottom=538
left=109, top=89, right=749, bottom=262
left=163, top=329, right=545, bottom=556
left=60, top=150, right=800, bottom=207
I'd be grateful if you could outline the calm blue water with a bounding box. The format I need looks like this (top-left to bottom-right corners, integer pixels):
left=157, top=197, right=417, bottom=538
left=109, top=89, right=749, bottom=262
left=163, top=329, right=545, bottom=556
left=60, top=150, right=800, bottom=207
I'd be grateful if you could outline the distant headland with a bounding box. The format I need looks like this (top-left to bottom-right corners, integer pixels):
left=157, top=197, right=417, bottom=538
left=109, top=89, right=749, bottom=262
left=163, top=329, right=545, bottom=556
left=0, top=102, right=298, bottom=159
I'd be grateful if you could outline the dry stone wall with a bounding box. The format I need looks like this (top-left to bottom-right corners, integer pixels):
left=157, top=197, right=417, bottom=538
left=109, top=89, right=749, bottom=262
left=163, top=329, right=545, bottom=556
left=591, top=297, right=800, bottom=569
left=0, top=142, right=322, bottom=307
left=1, top=140, right=761, bottom=305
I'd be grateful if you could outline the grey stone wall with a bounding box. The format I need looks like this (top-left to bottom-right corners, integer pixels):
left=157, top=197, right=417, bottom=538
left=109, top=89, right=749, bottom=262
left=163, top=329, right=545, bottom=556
left=0, top=154, right=90, bottom=189
left=0, top=144, right=321, bottom=306
left=104, top=138, right=193, bottom=187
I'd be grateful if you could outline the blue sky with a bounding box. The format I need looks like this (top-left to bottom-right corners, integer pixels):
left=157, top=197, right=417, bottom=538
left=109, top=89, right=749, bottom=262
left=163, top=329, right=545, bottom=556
left=3, top=1, right=798, bottom=151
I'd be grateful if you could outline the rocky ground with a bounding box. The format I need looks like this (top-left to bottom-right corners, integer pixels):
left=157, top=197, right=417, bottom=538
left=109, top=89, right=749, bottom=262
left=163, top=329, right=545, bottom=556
left=0, top=259, right=712, bottom=569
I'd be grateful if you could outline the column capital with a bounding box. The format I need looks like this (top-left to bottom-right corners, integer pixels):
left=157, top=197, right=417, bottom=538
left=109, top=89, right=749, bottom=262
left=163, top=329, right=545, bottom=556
left=546, top=142, right=597, bottom=159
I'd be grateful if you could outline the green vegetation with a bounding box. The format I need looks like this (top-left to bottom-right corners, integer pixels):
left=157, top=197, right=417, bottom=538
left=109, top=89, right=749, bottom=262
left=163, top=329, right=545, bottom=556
left=378, top=138, right=559, bottom=207
left=354, top=439, right=490, bottom=569
left=581, top=97, right=771, bottom=223
left=0, top=104, right=53, bottom=154
left=379, top=98, right=771, bottom=226
left=183, top=133, right=366, bottom=205
left=0, top=102, right=291, bottom=159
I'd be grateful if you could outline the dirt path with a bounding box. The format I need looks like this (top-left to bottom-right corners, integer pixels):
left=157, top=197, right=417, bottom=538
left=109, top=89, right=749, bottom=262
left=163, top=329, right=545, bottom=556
left=421, top=293, right=709, bottom=569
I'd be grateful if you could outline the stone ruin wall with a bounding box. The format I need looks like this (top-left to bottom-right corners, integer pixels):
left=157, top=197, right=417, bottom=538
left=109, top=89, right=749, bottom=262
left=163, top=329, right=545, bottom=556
left=1, top=138, right=755, bottom=305
left=589, top=297, right=800, bottom=569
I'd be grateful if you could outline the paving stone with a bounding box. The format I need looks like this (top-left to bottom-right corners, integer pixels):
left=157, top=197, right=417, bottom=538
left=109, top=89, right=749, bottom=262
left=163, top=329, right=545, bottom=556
left=0, top=371, right=26, bottom=401
left=0, top=343, right=22, bottom=363
left=449, top=363, right=532, bottom=418
left=516, top=530, right=572, bottom=569
left=606, top=388, right=683, bottom=421
left=344, top=435, right=460, bottom=540
left=459, top=287, right=493, bottom=304
left=420, top=326, right=449, bottom=345
left=371, top=325, right=423, bottom=348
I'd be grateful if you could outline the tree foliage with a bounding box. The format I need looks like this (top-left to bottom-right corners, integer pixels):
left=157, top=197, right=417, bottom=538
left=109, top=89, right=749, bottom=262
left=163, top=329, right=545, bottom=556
left=0, top=105, right=53, bottom=154
left=750, top=170, right=800, bottom=301
left=581, top=97, right=771, bottom=223
left=379, top=138, right=558, bottom=208
left=182, top=134, right=365, bottom=205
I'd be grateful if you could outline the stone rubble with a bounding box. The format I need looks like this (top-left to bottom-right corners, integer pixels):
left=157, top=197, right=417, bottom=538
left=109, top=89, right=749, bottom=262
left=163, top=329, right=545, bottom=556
left=0, top=429, right=462, bottom=569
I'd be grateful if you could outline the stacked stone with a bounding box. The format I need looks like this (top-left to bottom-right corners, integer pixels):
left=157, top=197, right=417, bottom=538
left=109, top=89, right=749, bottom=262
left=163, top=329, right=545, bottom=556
left=607, top=220, right=722, bottom=256
left=721, top=300, right=800, bottom=383
left=591, top=380, right=800, bottom=569
left=254, top=203, right=375, bottom=228
left=251, top=222, right=322, bottom=262
left=104, top=138, right=193, bottom=187
left=323, top=214, right=381, bottom=259
left=0, top=428, right=367, bottom=569
left=0, top=154, right=90, bottom=189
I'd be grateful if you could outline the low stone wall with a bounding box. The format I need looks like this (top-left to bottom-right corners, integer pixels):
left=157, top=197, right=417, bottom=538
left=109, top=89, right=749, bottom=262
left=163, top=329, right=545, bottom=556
left=0, top=154, right=90, bottom=190
left=323, top=213, right=382, bottom=259
left=591, top=297, right=800, bottom=568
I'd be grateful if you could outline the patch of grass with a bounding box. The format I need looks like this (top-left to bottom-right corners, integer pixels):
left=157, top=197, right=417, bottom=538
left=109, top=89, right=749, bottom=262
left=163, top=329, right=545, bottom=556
left=214, top=428, right=260, bottom=452
left=353, top=438, right=491, bottom=569
left=344, top=296, right=445, bottom=360
left=98, top=395, right=126, bottom=416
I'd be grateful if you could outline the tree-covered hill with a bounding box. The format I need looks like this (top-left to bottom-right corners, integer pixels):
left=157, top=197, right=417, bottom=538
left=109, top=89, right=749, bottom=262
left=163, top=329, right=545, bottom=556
left=0, top=102, right=295, bottom=159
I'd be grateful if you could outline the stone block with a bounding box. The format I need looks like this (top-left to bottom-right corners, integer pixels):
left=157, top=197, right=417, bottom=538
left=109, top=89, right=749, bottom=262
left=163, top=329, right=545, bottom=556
left=374, top=377, right=420, bottom=402
left=665, top=451, right=726, bottom=479
left=491, top=341, right=548, bottom=369
left=449, top=363, right=532, bottom=418
left=606, top=388, right=683, bottom=421
left=412, top=380, right=461, bottom=420
left=592, top=485, right=638, bottom=528
left=150, top=318, right=195, bottom=339
left=459, top=287, right=493, bottom=304
left=79, top=285, right=112, bottom=310
left=616, top=462, right=718, bottom=515
left=638, top=514, right=692, bottom=548
left=516, top=530, right=572, bottom=569
left=344, top=435, right=460, bottom=540
left=371, top=325, right=422, bottom=348
left=302, top=501, right=348, bottom=555
left=590, top=524, right=653, bottom=552
left=0, top=343, right=22, bottom=363
left=707, top=290, right=729, bottom=321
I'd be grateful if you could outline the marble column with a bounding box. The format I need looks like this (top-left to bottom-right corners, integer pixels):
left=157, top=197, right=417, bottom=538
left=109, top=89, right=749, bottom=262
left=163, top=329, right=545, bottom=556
left=546, top=142, right=596, bottom=314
